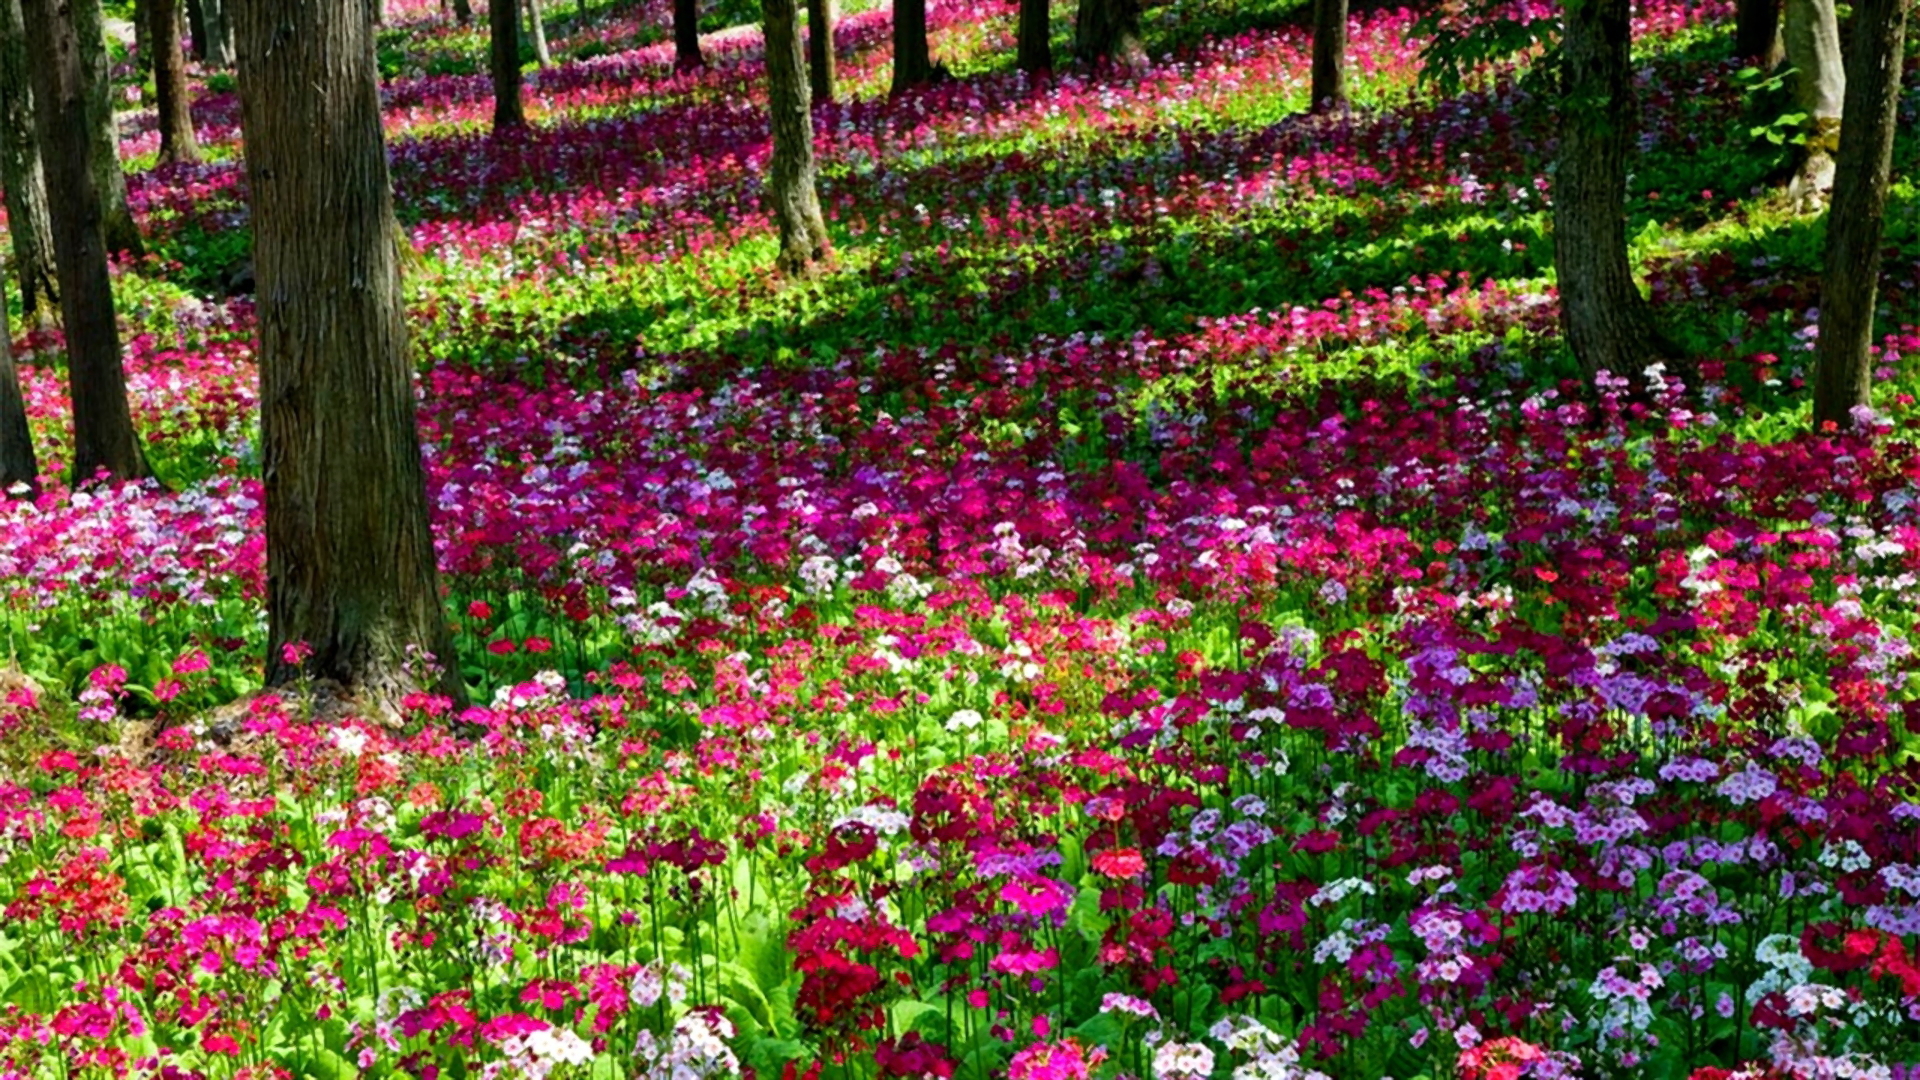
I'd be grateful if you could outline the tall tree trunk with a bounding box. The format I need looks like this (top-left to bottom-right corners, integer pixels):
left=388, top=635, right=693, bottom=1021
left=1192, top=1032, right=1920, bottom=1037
left=890, top=0, right=933, bottom=93
left=1310, top=0, right=1347, bottom=110
left=185, top=0, right=206, bottom=58
left=1074, top=0, right=1145, bottom=68
left=450, top=0, right=473, bottom=24
left=806, top=0, right=833, bottom=103
left=198, top=0, right=234, bottom=66
left=148, top=0, right=202, bottom=165
left=0, top=268, right=38, bottom=495
left=1783, top=0, right=1843, bottom=204
left=673, top=0, right=703, bottom=68
left=0, top=0, right=59, bottom=327
left=491, top=0, right=525, bottom=130
left=524, top=0, right=550, bottom=66
left=1809, top=0, right=1908, bottom=428
left=762, top=0, right=829, bottom=275
left=230, top=0, right=464, bottom=708
left=21, top=0, right=152, bottom=485
left=1735, top=0, right=1784, bottom=64
left=1554, top=0, right=1669, bottom=379
left=1017, top=0, right=1051, bottom=76
left=69, top=0, right=143, bottom=255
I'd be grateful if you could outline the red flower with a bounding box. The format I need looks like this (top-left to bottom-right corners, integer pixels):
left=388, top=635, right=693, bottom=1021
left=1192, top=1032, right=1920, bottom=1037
left=1091, top=847, right=1146, bottom=879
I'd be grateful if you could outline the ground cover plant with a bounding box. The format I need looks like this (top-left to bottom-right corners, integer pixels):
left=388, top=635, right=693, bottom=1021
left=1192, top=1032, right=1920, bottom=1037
left=2, top=0, right=1920, bottom=1077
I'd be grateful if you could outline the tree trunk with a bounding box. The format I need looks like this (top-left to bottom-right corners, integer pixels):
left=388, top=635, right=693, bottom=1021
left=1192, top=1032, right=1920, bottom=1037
left=890, top=0, right=933, bottom=92
left=491, top=0, right=525, bottom=130
left=230, top=0, right=464, bottom=707
left=1074, top=0, right=1145, bottom=68
left=1554, top=0, right=1670, bottom=379
left=1735, top=0, right=1784, bottom=64
left=21, top=0, right=152, bottom=485
left=0, top=269, right=38, bottom=494
left=451, top=0, right=473, bottom=24
left=1809, top=0, right=1907, bottom=428
left=0, top=0, right=59, bottom=327
left=133, top=0, right=152, bottom=71
left=185, top=0, right=206, bottom=58
left=673, top=0, right=702, bottom=68
left=806, top=0, right=833, bottom=103
left=1783, top=0, right=1843, bottom=204
left=69, top=0, right=143, bottom=255
left=762, top=0, right=829, bottom=275
left=1310, top=0, right=1347, bottom=110
left=198, top=0, right=234, bottom=66
left=524, top=0, right=550, bottom=66
left=148, top=0, right=202, bottom=165
left=1017, top=0, right=1051, bottom=76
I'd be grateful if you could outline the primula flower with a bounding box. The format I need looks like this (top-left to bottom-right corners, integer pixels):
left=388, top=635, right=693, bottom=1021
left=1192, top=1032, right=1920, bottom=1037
left=1091, top=847, right=1147, bottom=879
left=1007, top=1039, right=1096, bottom=1080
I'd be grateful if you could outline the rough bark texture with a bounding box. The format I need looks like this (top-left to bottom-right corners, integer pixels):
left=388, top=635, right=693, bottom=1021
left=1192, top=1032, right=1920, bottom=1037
left=69, top=0, right=143, bottom=254
left=148, top=0, right=202, bottom=165
left=806, top=0, right=834, bottom=103
left=1017, top=0, right=1051, bottom=76
left=1782, top=0, right=1843, bottom=203
left=491, top=0, right=525, bottom=130
left=231, top=0, right=464, bottom=707
left=22, top=0, right=152, bottom=484
left=673, top=0, right=702, bottom=68
left=0, top=0, right=59, bottom=326
left=1074, top=0, right=1145, bottom=67
left=1554, top=0, right=1670, bottom=380
left=890, top=0, right=933, bottom=93
left=1735, top=0, right=1784, bottom=64
left=762, top=0, right=830, bottom=275
left=1810, top=0, right=1908, bottom=428
left=524, top=0, right=550, bottom=66
left=198, top=0, right=234, bottom=66
left=1310, top=0, right=1347, bottom=110
left=0, top=272, right=38, bottom=494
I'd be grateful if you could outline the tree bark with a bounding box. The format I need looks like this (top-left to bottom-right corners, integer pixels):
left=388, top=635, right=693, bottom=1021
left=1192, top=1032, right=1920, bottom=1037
left=0, top=269, right=38, bottom=494
left=185, top=0, right=206, bottom=58
left=1810, top=0, right=1908, bottom=428
left=1074, top=0, right=1145, bottom=68
left=1782, top=0, right=1843, bottom=203
left=230, top=0, right=464, bottom=707
left=1735, top=0, right=1784, bottom=65
left=806, top=0, right=833, bottom=103
left=673, top=0, right=703, bottom=68
left=198, top=0, right=234, bottom=66
left=147, top=0, right=201, bottom=165
left=450, top=0, right=473, bottom=24
left=1554, top=0, right=1670, bottom=379
left=1017, top=0, right=1051, bottom=76
left=22, top=0, right=152, bottom=485
left=67, top=0, right=143, bottom=255
left=0, top=0, right=59, bottom=327
left=524, top=0, right=550, bottom=66
left=762, top=0, right=829, bottom=275
left=1310, top=0, right=1347, bottom=110
left=891, top=0, right=933, bottom=92
left=491, top=0, right=525, bottom=131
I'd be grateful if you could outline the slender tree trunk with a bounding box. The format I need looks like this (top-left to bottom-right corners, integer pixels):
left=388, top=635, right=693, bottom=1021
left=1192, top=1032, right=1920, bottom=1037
left=674, top=0, right=703, bottom=68
left=0, top=0, right=59, bottom=327
left=1017, top=0, right=1051, bottom=76
left=185, top=0, right=206, bottom=58
left=491, top=0, right=525, bottom=130
left=806, top=0, right=834, bottom=103
left=524, top=0, right=550, bottom=66
left=1783, top=0, right=1843, bottom=204
left=451, top=0, right=473, bottom=23
left=762, top=0, right=829, bottom=275
left=199, top=0, right=233, bottom=66
left=1074, top=0, right=1145, bottom=67
left=1554, top=0, right=1670, bottom=379
left=22, top=0, right=152, bottom=485
left=0, top=270, right=38, bottom=494
left=891, top=0, right=933, bottom=92
left=1310, top=0, right=1347, bottom=110
left=148, top=0, right=202, bottom=165
left=1735, top=0, right=1784, bottom=64
left=1810, top=0, right=1908, bottom=428
left=69, top=0, right=143, bottom=255
left=231, top=0, right=464, bottom=708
